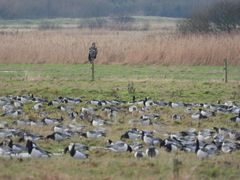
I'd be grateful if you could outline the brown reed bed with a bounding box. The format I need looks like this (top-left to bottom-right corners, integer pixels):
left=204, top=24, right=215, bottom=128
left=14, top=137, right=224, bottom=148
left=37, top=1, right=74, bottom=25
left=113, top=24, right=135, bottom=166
left=0, top=29, right=239, bottom=65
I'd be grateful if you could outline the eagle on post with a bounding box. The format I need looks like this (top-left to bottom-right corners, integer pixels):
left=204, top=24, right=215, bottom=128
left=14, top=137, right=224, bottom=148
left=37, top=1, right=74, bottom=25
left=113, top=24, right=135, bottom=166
left=88, top=42, right=98, bottom=63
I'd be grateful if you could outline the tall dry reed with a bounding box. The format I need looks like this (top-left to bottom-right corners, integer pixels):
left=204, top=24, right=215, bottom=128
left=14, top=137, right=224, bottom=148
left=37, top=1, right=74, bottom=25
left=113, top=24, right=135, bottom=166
left=0, top=29, right=239, bottom=65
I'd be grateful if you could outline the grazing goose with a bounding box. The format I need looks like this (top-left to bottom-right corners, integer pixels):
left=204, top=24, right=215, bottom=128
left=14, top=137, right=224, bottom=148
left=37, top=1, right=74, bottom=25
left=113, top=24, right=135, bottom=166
left=65, top=143, right=88, bottom=159
left=13, top=101, right=23, bottom=108
left=102, top=106, right=118, bottom=118
left=26, top=140, right=51, bottom=158
left=169, top=102, right=185, bottom=108
left=68, top=111, right=78, bottom=120
left=171, top=114, right=182, bottom=121
left=67, top=124, right=86, bottom=133
left=0, top=128, right=15, bottom=138
left=213, top=127, right=230, bottom=136
left=81, top=107, right=95, bottom=115
left=221, top=140, right=237, bottom=153
left=13, top=119, right=39, bottom=126
left=213, top=134, right=224, bottom=149
left=65, top=97, right=82, bottom=104
left=129, top=105, right=138, bottom=113
left=142, top=132, right=163, bottom=146
left=121, top=128, right=142, bottom=140
left=200, top=109, right=215, bottom=118
left=130, top=142, right=144, bottom=151
left=0, top=140, right=12, bottom=157
left=191, top=109, right=208, bottom=120
left=19, top=132, right=44, bottom=142
left=46, top=132, right=71, bottom=141
left=162, top=140, right=180, bottom=152
left=2, top=109, right=23, bottom=117
left=80, top=107, right=95, bottom=120
left=33, top=103, right=43, bottom=110
left=203, top=143, right=218, bottom=155
left=64, top=143, right=89, bottom=154
left=53, top=125, right=69, bottom=133
left=146, top=146, right=159, bottom=158
left=197, top=129, right=215, bottom=141
left=230, top=112, right=240, bottom=122
left=155, top=100, right=168, bottom=107
left=129, top=118, right=152, bottom=126
left=228, top=130, right=240, bottom=141
left=80, top=130, right=106, bottom=139
left=144, top=99, right=154, bottom=107
left=8, top=139, right=27, bottom=154
left=0, top=121, right=8, bottom=128
left=91, top=118, right=106, bottom=127
left=42, top=116, right=63, bottom=125
left=106, top=140, right=132, bottom=152
left=185, top=107, right=193, bottom=114
left=2, top=104, right=14, bottom=113
left=89, top=100, right=106, bottom=106
left=141, top=114, right=160, bottom=120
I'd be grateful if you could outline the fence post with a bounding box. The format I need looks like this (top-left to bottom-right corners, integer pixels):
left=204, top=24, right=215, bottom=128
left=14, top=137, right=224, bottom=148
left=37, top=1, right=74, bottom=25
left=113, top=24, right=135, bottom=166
left=224, top=59, right=228, bottom=83
left=91, top=61, right=95, bottom=81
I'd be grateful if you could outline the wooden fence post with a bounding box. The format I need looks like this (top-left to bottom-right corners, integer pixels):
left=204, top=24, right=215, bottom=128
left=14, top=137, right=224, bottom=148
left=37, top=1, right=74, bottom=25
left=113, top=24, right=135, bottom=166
left=91, top=61, right=95, bottom=81
left=224, top=59, right=228, bottom=83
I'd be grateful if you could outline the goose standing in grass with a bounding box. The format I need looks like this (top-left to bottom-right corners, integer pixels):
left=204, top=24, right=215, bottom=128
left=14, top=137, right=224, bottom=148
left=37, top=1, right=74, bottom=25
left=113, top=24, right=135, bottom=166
left=146, top=146, right=159, bottom=158
left=26, top=140, right=51, bottom=158
left=141, top=131, right=163, bottom=146
left=195, top=138, right=209, bottom=159
left=134, top=150, right=145, bottom=158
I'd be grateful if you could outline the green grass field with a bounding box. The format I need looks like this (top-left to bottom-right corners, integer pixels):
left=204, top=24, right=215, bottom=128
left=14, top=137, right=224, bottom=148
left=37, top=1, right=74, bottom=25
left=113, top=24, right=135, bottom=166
left=0, top=64, right=240, bottom=180
left=0, top=64, right=240, bottom=101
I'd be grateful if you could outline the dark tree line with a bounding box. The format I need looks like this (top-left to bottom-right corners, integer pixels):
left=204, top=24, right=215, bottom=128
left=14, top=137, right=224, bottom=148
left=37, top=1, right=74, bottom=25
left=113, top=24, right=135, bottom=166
left=0, top=0, right=219, bottom=19
left=178, top=0, right=240, bottom=33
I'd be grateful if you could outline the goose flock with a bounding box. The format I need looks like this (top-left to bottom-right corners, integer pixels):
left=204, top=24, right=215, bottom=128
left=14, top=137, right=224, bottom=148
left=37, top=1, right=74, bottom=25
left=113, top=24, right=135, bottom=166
left=0, top=95, right=240, bottom=160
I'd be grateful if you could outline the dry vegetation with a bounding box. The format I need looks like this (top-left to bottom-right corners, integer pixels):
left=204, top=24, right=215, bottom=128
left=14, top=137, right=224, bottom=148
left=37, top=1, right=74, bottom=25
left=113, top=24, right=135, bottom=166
left=0, top=29, right=240, bottom=65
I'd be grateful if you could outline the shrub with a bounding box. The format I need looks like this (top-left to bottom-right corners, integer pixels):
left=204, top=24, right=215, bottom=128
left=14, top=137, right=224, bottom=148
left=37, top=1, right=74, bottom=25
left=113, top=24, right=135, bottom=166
left=178, top=0, right=240, bottom=34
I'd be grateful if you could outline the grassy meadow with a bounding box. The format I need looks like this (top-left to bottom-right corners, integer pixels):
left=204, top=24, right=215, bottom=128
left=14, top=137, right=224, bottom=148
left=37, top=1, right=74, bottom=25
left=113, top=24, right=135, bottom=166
left=0, top=17, right=240, bottom=180
left=0, top=64, right=240, bottom=180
